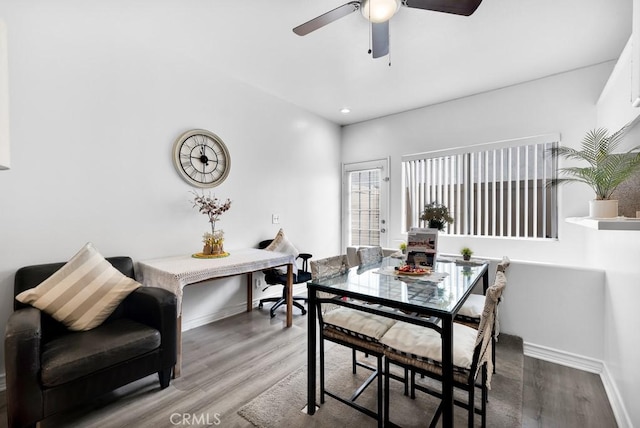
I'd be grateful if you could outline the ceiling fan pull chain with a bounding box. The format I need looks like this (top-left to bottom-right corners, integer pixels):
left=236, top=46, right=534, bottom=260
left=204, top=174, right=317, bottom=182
left=368, top=21, right=372, bottom=55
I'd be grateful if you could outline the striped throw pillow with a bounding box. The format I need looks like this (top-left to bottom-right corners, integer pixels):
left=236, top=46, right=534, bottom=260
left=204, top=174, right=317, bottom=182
left=16, top=242, right=141, bottom=331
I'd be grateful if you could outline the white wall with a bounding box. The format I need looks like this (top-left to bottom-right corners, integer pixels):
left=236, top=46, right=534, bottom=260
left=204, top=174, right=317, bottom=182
left=341, top=62, right=614, bottom=356
left=585, top=228, right=640, bottom=428
left=593, top=38, right=640, bottom=425
left=342, top=63, right=615, bottom=266
left=0, top=2, right=342, bottom=372
left=0, top=19, right=9, bottom=170
left=342, top=62, right=640, bottom=426
left=597, top=36, right=640, bottom=132
left=593, top=33, right=640, bottom=426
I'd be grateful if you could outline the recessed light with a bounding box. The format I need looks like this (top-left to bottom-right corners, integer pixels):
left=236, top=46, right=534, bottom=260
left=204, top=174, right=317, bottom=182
left=340, top=108, right=351, bottom=114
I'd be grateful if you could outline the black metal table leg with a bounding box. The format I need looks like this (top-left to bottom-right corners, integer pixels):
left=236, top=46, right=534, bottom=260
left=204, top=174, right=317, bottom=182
left=441, top=316, right=454, bottom=427
left=307, top=285, right=317, bottom=415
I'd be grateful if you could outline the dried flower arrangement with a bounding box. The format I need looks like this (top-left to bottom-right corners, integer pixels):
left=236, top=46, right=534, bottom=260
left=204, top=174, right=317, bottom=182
left=191, top=191, right=232, bottom=255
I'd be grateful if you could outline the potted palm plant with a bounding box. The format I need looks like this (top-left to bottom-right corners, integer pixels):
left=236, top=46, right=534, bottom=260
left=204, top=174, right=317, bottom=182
left=549, top=126, right=640, bottom=218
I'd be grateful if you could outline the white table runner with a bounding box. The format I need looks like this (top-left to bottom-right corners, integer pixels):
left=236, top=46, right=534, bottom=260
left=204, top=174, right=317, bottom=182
left=137, top=248, right=295, bottom=315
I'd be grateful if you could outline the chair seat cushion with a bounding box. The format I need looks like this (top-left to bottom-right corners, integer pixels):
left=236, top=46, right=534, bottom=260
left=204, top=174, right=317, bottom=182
left=457, top=293, right=484, bottom=319
left=323, top=307, right=396, bottom=341
left=379, top=321, right=477, bottom=370
left=41, top=318, right=161, bottom=387
left=323, top=326, right=385, bottom=354
left=266, top=270, right=311, bottom=284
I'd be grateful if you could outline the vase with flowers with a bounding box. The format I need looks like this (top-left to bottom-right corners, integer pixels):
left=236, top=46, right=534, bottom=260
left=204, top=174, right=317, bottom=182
left=420, top=202, right=454, bottom=231
left=191, top=191, right=232, bottom=256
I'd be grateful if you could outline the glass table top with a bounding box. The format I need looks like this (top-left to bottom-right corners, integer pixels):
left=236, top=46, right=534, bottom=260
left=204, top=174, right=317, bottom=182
left=308, top=257, right=488, bottom=315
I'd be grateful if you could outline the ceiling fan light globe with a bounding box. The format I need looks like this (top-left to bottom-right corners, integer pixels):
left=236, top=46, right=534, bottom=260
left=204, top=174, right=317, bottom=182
left=361, top=0, right=400, bottom=23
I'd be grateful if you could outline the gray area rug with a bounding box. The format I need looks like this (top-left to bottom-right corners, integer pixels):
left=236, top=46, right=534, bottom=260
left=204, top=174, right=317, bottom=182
left=238, top=334, right=523, bottom=427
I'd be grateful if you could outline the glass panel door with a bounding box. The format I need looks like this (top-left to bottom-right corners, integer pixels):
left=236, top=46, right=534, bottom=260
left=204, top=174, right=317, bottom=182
left=342, top=159, right=389, bottom=248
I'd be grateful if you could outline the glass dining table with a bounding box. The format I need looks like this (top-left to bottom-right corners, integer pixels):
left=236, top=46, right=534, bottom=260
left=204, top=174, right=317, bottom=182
left=306, top=256, right=489, bottom=427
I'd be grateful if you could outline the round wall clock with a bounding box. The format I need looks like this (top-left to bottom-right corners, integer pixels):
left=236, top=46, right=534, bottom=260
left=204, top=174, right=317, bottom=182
left=172, top=129, right=231, bottom=188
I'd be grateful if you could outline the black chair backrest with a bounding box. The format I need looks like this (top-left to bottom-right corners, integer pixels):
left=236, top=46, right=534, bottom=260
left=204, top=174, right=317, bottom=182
left=258, top=239, right=273, bottom=250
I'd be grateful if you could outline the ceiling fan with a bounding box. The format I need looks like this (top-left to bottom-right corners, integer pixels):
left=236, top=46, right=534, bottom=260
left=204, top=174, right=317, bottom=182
left=293, top=0, right=483, bottom=59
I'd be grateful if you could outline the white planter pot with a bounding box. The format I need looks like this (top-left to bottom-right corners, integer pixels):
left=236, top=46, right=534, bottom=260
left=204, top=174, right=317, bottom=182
left=589, top=199, right=618, bottom=218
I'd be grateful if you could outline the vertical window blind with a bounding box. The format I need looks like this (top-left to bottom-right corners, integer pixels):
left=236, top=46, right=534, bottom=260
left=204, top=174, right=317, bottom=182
left=402, top=135, right=559, bottom=239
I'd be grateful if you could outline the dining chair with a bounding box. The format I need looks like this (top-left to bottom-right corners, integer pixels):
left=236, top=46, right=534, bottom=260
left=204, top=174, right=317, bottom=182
left=311, top=255, right=395, bottom=428
left=456, top=256, right=510, bottom=372
left=380, top=269, right=508, bottom=428
left=356, top=246, right=384, bottom=266
left=346, top=245, right=399, bottom=268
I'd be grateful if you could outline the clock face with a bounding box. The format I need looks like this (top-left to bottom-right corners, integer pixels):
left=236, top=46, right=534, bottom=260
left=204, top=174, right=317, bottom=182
left=172, top=129, right=231, bottom=188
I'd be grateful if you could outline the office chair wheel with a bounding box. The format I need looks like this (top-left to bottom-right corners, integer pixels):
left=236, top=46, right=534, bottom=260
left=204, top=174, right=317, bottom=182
left=258, top=302, right=264, bottom=309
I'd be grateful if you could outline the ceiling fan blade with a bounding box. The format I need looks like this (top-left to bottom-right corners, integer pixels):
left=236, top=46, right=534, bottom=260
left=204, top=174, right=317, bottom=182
left=404, top=0, right=483, bottom=16
left=293, top=1, right=360, bottom=36
left=371, top=21, right=389, bottom=58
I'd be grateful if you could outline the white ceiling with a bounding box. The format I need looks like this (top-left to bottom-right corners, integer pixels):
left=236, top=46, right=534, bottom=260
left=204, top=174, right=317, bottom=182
left=6, top=1, right=633, bottom=125
left=199, top=0, right=631, bottom=125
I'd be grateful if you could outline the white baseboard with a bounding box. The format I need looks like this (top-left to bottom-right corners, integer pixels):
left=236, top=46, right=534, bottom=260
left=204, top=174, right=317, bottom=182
left=523, top=341, right=603, bottom=373
left=524, top=341, right=632, bottom=428
left=600, top=363, right=633, bottom=428
left=182, top=283, right=308, bottom=331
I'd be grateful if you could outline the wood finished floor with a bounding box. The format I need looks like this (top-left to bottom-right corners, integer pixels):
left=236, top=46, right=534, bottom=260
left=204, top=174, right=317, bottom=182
left=0, top=307, right=618, bottom=428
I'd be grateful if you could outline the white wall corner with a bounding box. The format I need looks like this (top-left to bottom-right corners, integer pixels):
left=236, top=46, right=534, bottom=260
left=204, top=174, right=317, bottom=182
left=597, top=36, right=631, bottom=106
left=597, top=35, right=640, bottom=131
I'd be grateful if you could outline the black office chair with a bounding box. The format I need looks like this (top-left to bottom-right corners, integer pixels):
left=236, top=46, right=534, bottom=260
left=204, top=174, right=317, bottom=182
left=257, top=239, right=312, bottom=318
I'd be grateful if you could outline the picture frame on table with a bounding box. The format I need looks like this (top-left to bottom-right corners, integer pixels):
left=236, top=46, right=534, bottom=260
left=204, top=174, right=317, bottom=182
left=406, top=227, right=438, bottom=267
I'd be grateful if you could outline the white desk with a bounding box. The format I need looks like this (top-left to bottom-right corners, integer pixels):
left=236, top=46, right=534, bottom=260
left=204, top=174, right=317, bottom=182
left=137, top=248, right=295, bottom=376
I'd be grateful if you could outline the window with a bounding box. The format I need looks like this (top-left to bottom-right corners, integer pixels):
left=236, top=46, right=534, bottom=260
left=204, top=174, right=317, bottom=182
left=343, top=159, right=389, bottom=248
left=402, top=135, right=559, bottom=239
left=350, top=169, right=380, bottom=245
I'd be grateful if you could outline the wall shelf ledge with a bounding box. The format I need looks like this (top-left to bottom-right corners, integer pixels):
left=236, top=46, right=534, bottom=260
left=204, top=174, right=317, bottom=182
left=565, top=216, right=640, bottom=230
